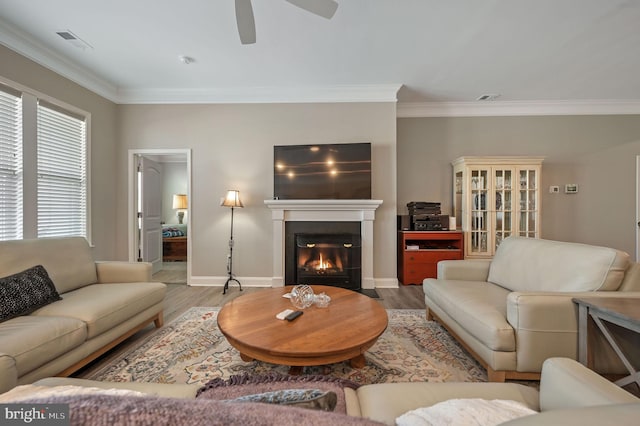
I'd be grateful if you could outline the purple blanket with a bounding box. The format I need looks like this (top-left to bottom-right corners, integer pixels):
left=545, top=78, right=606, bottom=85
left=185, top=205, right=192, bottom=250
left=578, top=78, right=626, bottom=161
left=18, top=394, right=384, bottom=426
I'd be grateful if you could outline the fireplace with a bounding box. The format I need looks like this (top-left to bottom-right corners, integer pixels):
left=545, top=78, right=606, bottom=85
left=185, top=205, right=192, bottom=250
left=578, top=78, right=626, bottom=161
left=264, top=199, right=383, bottom=289
left=285, top=222, right=361, bottom=290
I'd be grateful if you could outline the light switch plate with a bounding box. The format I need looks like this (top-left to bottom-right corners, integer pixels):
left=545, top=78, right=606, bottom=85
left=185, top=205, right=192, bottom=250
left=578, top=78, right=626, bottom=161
left=565, top=184, right=578, bottom=194
left=549, top=185, right=560, bottom=193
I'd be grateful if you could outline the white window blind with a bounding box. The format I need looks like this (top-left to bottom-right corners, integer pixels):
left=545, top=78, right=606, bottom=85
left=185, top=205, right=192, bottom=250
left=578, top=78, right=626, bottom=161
left=0, top=87, right=23, bottom=241
left=37, top=102, right=87, bottom=238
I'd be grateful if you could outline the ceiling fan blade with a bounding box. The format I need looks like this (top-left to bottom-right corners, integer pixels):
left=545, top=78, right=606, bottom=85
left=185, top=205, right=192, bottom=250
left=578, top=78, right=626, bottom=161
left=235, top=0, right=256, bottom=44
left=285, top=0, right=338, bottom=19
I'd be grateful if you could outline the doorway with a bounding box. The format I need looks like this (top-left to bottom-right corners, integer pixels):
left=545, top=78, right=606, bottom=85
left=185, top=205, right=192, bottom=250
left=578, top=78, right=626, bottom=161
left=128, top=149, right=192, bottom=283
left=637, top=156, right=640, bottom=262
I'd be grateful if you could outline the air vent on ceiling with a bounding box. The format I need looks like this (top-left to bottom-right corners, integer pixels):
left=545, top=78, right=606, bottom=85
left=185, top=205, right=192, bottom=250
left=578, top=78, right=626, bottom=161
left=476, top=94, right=501, bottom=101
left=56, top=30, right=92, bottom=50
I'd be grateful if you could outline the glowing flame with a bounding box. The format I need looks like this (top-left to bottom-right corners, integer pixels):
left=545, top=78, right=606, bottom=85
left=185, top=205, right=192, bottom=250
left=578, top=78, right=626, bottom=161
left=316, top=253, right=331, bottom=270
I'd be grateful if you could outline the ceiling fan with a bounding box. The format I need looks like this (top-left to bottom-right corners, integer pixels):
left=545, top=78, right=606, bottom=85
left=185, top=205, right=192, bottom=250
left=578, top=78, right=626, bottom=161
left=235, top=0, right=339, bottom=44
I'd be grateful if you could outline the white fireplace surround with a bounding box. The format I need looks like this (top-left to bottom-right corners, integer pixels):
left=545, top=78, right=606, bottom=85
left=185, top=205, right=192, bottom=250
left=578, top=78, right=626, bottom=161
left=264, top=199, right=383, bottom=289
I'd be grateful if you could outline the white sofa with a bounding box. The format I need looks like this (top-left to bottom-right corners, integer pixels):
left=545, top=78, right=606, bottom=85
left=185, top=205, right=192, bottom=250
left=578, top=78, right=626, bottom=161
left=5, top=358, right=639, bottom=425
left=423, top=236, right=640, bottom=382
left=0, top=237, right=166, bottom=393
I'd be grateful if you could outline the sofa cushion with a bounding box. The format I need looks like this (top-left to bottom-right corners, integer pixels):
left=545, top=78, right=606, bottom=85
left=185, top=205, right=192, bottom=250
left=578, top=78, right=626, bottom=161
left=33, top=377, right=201, bottom=399
left=396, top=398, right=536, bottom=426
left=0, top=265, right=61, bottom=322
left=488, top=237, right=629, bottom=293
left=32, top=282, right=166, bottom=339
left=356, top=381, right=539, bottom=426
left=0, top=384, right=148, bottom=403
left=539, top=357, right=640, bottom=411
left=424, top=280, right=514, bottom=351
left=0, top=354, right=17, bottom=394
left=500, top=404, right=640, bottom=426
left=0, top=237, right=98, bottom=294
left=0, top=315, right=86, bottom=376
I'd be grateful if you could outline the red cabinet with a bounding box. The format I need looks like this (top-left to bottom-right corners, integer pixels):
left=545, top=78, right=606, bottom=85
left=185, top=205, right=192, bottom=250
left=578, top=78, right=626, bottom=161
left=397, top=231, right=464, bottom=285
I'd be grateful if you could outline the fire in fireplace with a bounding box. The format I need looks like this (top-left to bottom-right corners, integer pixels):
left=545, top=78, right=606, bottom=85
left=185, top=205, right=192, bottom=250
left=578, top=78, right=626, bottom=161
left=296, top=233, right=361, bottom=289
left=285, top=222, right=361, bottom=290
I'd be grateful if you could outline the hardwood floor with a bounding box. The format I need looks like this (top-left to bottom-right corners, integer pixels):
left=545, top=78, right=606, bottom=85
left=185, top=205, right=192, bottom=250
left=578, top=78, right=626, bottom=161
left=73, top=268, right=426, bottom=379
left=153, top=262, right=425, bottom=323
left=162, top=283, right=426, bottom=324
left=150, top=262, right=188, bottom=284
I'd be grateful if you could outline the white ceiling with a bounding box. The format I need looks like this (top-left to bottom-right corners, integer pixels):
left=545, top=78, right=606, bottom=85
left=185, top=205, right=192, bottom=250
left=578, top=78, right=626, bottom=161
left=1, top=0, right=640, bottom=115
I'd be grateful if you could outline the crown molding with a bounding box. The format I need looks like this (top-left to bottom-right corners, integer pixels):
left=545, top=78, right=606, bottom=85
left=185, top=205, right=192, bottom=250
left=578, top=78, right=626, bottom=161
left=3, top=19, right=639, bottom=114
left=116, top=84, right=402, bottom=104
left=0, top=17, right=119, bottom=102
left=1, top=18, right=401, bottom=105
left=397, top=100, right=640, bottom=118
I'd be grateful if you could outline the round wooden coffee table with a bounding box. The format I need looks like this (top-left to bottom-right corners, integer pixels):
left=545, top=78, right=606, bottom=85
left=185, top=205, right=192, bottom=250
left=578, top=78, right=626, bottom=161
left=217, top=285, right=388, bottom=373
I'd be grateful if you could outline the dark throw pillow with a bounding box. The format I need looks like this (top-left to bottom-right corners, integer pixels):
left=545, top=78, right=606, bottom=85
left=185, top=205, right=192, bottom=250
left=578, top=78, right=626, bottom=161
left=196, top=373, right=359, bottom=414
left=0, top=265, right=61, bottom=322
left=228, top=389, right=338, bottom=411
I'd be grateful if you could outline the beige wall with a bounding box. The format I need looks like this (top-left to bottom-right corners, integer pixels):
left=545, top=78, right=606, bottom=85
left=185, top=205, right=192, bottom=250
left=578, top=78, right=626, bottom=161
left=5, top=43, right=638, bottom=278
left=117, top=103, right=398, bottom=284
left=0, top=45, right=118, bottom=260
left=397, top=116, right=640, bottom=257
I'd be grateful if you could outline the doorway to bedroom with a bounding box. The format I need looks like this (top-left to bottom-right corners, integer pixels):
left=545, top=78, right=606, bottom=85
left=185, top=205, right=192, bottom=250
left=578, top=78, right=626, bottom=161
left=128, top=149, right=191, bottom=285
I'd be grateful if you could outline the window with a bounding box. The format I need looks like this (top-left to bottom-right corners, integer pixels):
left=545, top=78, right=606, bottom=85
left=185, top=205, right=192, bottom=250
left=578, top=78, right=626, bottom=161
left=0, top=87, right=23, bottom=240
left=0, top=81, right=89, bottom=241
left=37, top=102, right=87, bottom=238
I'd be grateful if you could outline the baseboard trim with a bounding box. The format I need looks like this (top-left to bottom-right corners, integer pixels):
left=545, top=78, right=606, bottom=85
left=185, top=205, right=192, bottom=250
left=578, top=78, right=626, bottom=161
left=189, top=276, right=272, bottom=287
left=189, top=275, right=399, bottom=289
left=374, top=278, right=399, bottom=288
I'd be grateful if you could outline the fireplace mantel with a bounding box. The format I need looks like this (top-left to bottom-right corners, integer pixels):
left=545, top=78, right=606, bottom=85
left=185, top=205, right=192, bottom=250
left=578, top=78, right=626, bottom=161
left=265, top=199, right=383, bottom=289
left=265, top=199, right=383, bottom=212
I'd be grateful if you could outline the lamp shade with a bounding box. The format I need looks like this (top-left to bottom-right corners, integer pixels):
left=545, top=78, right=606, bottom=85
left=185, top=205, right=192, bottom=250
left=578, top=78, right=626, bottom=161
left=221, top=190, right=243, bottom=208
left=172, top=194, right=188, bottom=210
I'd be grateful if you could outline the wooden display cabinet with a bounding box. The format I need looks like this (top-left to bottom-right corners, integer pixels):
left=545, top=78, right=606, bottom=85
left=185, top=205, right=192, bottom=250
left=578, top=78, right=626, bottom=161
left=452, top=156, right=544, bottom=258
left=397, top=231, right=464, bottom=285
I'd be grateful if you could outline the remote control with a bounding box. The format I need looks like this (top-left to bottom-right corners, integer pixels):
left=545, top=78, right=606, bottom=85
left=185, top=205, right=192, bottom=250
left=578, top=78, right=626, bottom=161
left=276, top=309, right=294, bottom=320
left=285, top=310, right=303, bottom=321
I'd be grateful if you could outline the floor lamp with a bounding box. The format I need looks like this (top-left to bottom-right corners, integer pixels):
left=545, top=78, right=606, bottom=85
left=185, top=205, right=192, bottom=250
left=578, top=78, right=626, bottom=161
left=221, top=190, right=243, bottom=294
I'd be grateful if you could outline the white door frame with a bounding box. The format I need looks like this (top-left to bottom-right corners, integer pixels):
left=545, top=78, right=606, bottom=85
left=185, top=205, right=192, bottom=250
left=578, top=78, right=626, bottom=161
left=128, top=148, right=192, bottom=280
left=637, top=156, right=640, bottom=262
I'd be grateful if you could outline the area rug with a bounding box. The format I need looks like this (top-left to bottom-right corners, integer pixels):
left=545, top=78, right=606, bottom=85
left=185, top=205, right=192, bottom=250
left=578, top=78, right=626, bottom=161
left=86, top=308, right=487, bottom=385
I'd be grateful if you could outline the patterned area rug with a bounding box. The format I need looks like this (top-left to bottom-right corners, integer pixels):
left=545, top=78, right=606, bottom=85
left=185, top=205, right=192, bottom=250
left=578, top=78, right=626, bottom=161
left=86, top=308, right=487, bottom=385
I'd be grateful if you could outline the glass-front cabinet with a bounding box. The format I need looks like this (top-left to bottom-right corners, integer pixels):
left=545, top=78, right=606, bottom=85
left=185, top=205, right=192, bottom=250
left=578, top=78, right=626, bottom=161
left=453, top=157, right=544, bottom=258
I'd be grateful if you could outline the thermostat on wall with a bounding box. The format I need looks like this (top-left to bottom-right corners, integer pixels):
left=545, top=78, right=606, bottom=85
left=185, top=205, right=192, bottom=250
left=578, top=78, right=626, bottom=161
left=565, top=184, right=578, bottom=194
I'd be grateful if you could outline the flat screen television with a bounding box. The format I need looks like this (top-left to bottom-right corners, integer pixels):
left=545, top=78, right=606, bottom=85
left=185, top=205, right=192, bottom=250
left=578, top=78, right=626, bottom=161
left=274, top=143, right=371, bottom=200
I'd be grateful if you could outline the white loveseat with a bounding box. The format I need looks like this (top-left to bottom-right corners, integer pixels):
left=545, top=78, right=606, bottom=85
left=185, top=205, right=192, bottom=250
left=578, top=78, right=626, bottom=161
left=423, top=236, right=640, bottom=382
left=3, top=358, right=638, bottom=425
left=0, top=237, right=166, bottom=393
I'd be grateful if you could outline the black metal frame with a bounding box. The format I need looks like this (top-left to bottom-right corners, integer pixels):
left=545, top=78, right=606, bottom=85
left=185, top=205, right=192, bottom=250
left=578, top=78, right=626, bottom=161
left=223, top=206, right=243, bottom=295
